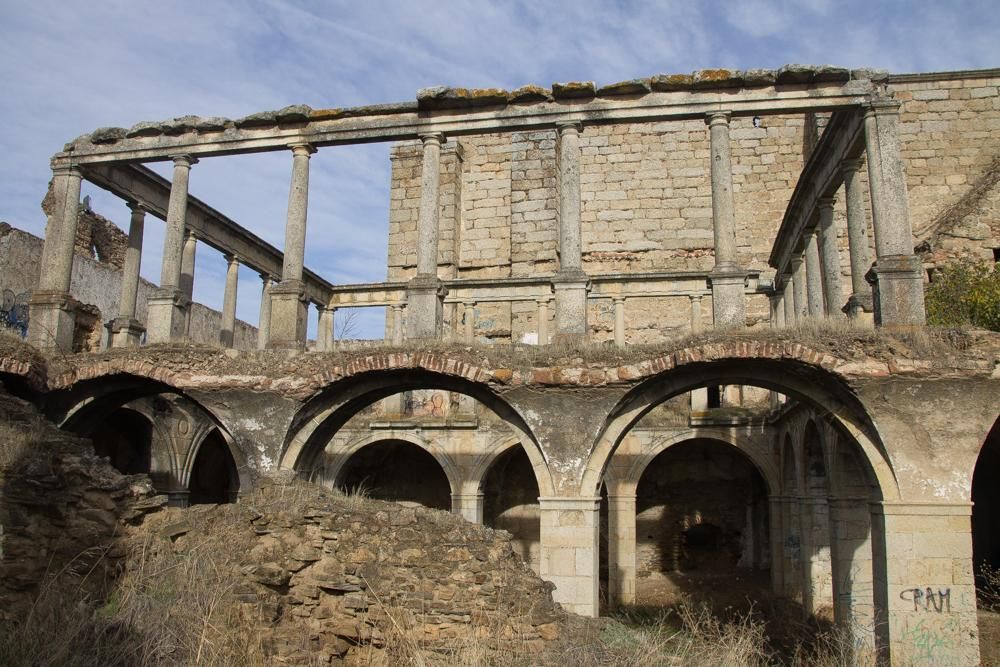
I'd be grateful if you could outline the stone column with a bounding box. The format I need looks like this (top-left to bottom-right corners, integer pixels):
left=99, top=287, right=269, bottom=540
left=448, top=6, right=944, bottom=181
left=451, top=489, right=485, bottom=524
left=792, top=258, right=808, bottom=320
left=817, top=197, right=844, bottom=318
left=316, top=306, right=334, bottom=351
left=799, top=495, right=833, bottom=616
left=828, top=498, right=875, bottom=658
left=841, top=158, right=875, bottom=323
left=257, top=274, right=273, bottom=350
left=782, top=497, right=803, bottom=598
left=863, top=100, right=925, bottom=325
left=29, top=165, right=84, bottom=350
left=769, top=496, right=785, bottom=594
left=607, top=493, right=637, bottom=606
left=783, top=278, right=796, bottom=325
left=463, top=301, right=475, bottom=342
left=536, top=297, right=550, bottom=344
left=804, top=229, right=824, bottom=317
left=219, top=254, right=239, bottom=348
left=613, top=297, right=626, bottom=347
left=269, top=143, right=315, bottom=348
left=110, top=202, right=146, bottom=347
left=406, top=133, right=448, bottom=340
left=539, top=496, right=601, bottom=617
left=689, top=294, right=703, bottom=332
left=179, top=231, right=198, bottom=337
left=391, top=304, right=404, bottom=344
left=553, top=122, right=590, bottom=341
left=147, top=155, right=196, bottom=343
left=870, top=502, right=979, bottom=665
left=706, top=111, right=746, bottom=328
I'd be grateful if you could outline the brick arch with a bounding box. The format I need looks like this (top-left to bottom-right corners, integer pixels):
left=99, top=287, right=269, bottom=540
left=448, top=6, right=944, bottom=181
left=280, top=368, right=555, bottom=497
left=581, top=354, right=900, bottom=502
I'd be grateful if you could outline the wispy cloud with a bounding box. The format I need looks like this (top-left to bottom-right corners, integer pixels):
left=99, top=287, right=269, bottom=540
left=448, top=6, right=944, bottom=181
left=1, top=0, right=997, bottom=336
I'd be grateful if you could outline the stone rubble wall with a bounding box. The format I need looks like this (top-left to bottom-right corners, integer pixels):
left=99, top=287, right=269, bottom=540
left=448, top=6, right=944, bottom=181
left=0, top=223, right=257, bottom=350
left=387, top=72, right=1000, bottom=341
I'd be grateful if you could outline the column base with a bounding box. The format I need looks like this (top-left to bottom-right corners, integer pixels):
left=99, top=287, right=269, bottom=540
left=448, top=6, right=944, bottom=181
left=866, top=256, right=926, bottom=326
left=109, top=317, right=145, bottom=348
left=843, top=292, right=875, bottom=328
left=552, top=270, right=590, bottom=344
left=708, top=267, right=747, bottom=328
left=405, top=275, right=446, bottom=340
left=27, top=290, right=75, bottom=351
left=539, top=496, right=601, bottom=617
left=145, top=288, right=189, bottom=343
left=268, top=281, right=308, bottom=349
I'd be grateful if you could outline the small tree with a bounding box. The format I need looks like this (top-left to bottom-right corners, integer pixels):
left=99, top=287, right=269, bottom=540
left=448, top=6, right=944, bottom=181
left=925, top=259, right=1000, bottom=331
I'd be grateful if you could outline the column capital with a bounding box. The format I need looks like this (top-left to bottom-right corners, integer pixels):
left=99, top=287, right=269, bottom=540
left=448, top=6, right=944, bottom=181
left=126, top=200, right=148, bottom=214
left=390, top=302, right=404, bottom=311
left=185, top=229, right=198, bottom=242
left=224, top=253, right=240, bottom=265
left=535, top=295, right=553, bottom=305
left=259, top=272, right=274, bottom=284
left=790, top=255, right=804, bottom=269
left=817, top=196, right=836, bottom=212
left=418, top=132, right=444, bottom=145
left=839, top=157, right=864, bottom=175
left=689, top=293, right=702, bottom=302
left=612, top=295, right=626, bottom=304
left=52, top=164, right=83, bottom=178
left=289, top=142, right=316, bottom=156
left=555, top=120, right=582, bottom=134
left=169, top=154, right=198, bottom=168
left=864, top=97, right=901, bottom=116
left=706, top=110, right=732, bottom=126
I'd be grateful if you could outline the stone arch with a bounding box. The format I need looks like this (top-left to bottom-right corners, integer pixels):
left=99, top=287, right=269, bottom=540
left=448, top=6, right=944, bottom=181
left=972, top=414, right=1000, bottom=582
left=582, top=356, right=898, bottom=502
left=334, top=438, right=453, bottom=511
left=89, top=406, right=153, bottom=476
left=308, top=430, right=462, bottom=499
left=802, top=419, right=829, bottom=496
left=280, top=368, right=554, bottom=497
left=52, top=373, right=252, bottom=496
left=480, top=440, right=542, bottom=570
left=187, top=428, right=241, bottom=504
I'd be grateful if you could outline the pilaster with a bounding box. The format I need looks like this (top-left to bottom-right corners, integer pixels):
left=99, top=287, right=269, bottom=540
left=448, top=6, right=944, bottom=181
left=539, top=496, right=601, bottom=617
left=606, top=494, right=636, bottom=606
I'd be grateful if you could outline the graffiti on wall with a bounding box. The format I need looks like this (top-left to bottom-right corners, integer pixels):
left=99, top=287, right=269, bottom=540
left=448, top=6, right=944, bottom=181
left=1, top=289, right=29, bottom=337
left=900, top=586, right=951, bottom=613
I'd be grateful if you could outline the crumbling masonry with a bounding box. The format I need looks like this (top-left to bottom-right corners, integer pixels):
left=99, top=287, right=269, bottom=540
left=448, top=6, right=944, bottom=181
left=10, top=65, right=1000, bottom=665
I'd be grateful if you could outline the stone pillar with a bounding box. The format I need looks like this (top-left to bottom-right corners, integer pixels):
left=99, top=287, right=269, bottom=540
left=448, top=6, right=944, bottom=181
left=792, top=258, right=808, bottom=320
left=613, top=297, right=626, bottom=347
left=689, top=294, right=703, bottom=332
left=817, top=197, right=844, bottom=318
left=539, top=496, right=600, bottom=617
left=147, top=155, right=196, bottom=343
left=219, top=254, right=239, bottom=348
left=841, top=158, right=875, bottom=322
left=257, top=274, right=273, bottom=350
left=870, top=502, right=979, bottom=666
left=799, top=495, right=833, bottom=617
left=706, top=111, right=746, bottom=328
left=690, top=387, right=708, bottom=411
left=769, top=496, right=785, bottom=594
left=770, top=293, right=784, bottom=328
left=782, top=497, right=804, bottom=598
left=451, top=490, right=485, bottom=524
left=179, top=231, right=197, bottom=337
left=829, top=498, right=875, bottom=657
left=863, top=100, right=925, bottom=326
left=804, top=229, right=824, bottom=317
left=110, top=202, right=146, bottom=347
left=391, top=304, right=404, bottom=344
left=269, top=143, right=315, bottom=348
left=407, top=133, right=447, bottom=340
left=316, top=306, right=334, bottom=351
left=536, top=297, right=550, bottom=344
left=553, top=122, right=589, bottom=341
left=29, top=165, right=84, bottom=350
left=463, top=301, right=475, bottom=342
left=783, top=279, right=796, bottom=325
left=606, top=493, right=637, bottom=606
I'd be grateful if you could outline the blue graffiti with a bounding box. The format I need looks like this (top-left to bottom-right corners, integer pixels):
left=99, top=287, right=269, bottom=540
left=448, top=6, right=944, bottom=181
left=1, top=289, right=29, bottom=337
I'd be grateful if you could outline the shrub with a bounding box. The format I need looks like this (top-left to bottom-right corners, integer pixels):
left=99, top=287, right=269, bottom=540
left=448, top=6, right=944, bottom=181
left=925, top=260, right=1000, bottom=331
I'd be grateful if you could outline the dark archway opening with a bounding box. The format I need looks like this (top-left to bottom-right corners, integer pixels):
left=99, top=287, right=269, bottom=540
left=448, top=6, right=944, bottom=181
left=188, top=430, right=239, bottom=505
left=483, top=445, right=540, bottom=569
left=336, top=439, right=450, bottom=510
left=635, top=438, right=769, bottom=609
left=973, top=416, right=1000, bottom=664
left=90, top=408, right=152, bottom=476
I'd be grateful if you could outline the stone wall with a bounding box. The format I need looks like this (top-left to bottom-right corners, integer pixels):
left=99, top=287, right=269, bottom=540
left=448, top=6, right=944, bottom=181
left=386, top=70, right=1000, bottom=338
left=0, top=223, right=257, bottom=350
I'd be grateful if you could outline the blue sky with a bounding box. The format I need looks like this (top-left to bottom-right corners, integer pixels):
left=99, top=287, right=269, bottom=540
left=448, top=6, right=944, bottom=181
left=1, top=0, right=997, bottom=338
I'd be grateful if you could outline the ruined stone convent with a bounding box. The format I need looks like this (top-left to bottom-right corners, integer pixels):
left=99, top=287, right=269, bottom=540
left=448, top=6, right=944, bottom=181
left=6, top=65, right=1000, bottom=664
